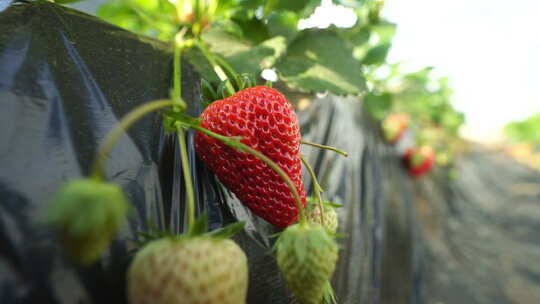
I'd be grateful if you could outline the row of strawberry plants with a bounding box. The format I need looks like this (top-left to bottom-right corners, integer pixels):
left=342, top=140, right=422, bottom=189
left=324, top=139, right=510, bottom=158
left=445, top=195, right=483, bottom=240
left=47, top=10, right=345, bottom=303
left=46, top=0, right=466, bottom=303
left=90, top=0, right=465, bottom=170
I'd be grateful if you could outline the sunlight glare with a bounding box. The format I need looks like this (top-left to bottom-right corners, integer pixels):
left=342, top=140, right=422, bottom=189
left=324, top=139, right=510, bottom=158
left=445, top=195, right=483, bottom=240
left=298, top=0, right=357, bottom=29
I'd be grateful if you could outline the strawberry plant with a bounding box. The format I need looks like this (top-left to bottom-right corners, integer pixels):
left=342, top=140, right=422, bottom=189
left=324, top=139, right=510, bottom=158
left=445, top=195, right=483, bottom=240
left=505, top=112, right=540, bottom=147
left=43, top=0, right=471, bottom=302
left=95, top=0, right=370, bottom=95
left=504, top=113, right=540, bottom=169
left=45, top=3, right=350, bottom=300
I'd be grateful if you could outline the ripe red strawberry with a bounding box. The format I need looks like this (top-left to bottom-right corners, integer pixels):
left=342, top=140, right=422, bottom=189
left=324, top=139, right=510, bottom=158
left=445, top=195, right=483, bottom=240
left=128, top=237, right=248, bottom=304
left=403, top=146, right=435, bottom=177
left=195, top=86, right=306, bottom=227
left=382, top=113, right=409, bottom=143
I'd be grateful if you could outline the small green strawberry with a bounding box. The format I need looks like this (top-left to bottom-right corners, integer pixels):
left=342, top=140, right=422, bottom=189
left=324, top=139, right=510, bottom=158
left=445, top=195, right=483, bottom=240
left=48, top=178, right=129, bottom=265
left=128, top=235, right=248, bottom=304
left=305, top=201, right=339, bottom=234
left=275, top=223, right=338, bottom=304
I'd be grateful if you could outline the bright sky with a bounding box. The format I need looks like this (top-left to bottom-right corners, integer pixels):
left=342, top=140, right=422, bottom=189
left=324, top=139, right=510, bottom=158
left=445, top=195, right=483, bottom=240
left=384, top=0, right=540, bottom=129
left=301, top=0, right=540, bottom=133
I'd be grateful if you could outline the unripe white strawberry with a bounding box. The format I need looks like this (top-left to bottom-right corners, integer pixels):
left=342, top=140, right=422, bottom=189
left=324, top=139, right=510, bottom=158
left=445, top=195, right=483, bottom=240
left=128, top=236, right=248, bottom=304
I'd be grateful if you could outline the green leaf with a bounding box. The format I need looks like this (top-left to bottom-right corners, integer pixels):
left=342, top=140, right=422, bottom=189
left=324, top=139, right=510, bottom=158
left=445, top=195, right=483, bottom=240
left=185, top=28, right=287, bottom=83
left=440, top=111, right=465, bottom=135
left=212, top=20, right=244, bottom=37
left=372, top=21, right=397, bottom=43
left=208, top=222, right=246, bottom=239
left=236, top=0, right=318, bottom=18
left=273, top=0, right=314, bottom=11
left=200, top=78, right=226, bottom=106
left=364, top=92, right=392, bottom=120
left=237, top=0, right=266, bottom=10
left=362, top=43, right=391, bottom=66
left=267, top=11, right=300, bottom=42
left=231, top=17, right=270, bottom=43
left=55, top=0, right=86, bottom=4
left=339, top=25, right=371, bottom=48
left=201, top=79, right=219, bottom=104
left=96, top=0, right=176, bottom=41
left=283, top=0, right=321, bottom=19
left=505, top=112, right=540, bottom=145
left=337, top=0, right=367, bottom=8
left=129, top=0, right=159, bottom=10
left=275, top=29, right=367, bottom=95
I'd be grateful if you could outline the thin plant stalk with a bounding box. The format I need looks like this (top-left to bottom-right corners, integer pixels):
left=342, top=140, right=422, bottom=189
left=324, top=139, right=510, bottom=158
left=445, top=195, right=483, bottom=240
left=91, top=100, right=175, bottom=179
left=177, top=126, right=196, bottom=234
left=300, top=140, right=349, bottom=157
left=301, top=155, right=325, bottom=225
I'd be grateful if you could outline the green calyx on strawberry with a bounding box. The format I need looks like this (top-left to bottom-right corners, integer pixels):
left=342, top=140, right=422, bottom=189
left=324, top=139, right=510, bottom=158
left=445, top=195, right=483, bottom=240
left=194, top=86, right=307, bottom=227
left=275, top=222, right=339, bottom=304
left=128, top=216, right=248, bottom=304
left=382, top=113, right=409, bottom=143
left=403, top=146, right=435, bottom=177
left=48, top=178, right=129, bottom=265
left=305, top=199, right=340, bottom=234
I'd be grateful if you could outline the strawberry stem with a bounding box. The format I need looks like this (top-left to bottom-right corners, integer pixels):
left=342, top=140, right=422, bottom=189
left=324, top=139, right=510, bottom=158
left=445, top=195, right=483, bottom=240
left=172, top=29, right=198, bottom=234
left=176, top=125, right=197, bottom=235
left=91, top=100, right=176, bottom=179
left=300, top=140, right=349, bottom=157
left=300, top=155, right=326, bottom=226
left=172, top=29, right=188, bottom=105
left=178, top=121, right=306, bottom=224
left=193, top=40, right=237, bottom=96
left=193, top=0, right=201, bottom=36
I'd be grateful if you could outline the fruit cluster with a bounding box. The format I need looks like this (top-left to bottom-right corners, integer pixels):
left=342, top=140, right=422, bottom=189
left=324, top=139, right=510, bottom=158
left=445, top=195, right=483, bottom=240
left=45, top=0, right=446, bottom=301
left=48, top=82, right=343, bottom=304
left=382, top=113, right=436, bottom=177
